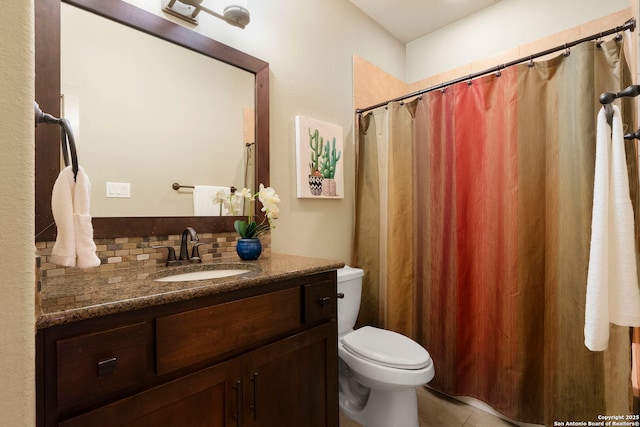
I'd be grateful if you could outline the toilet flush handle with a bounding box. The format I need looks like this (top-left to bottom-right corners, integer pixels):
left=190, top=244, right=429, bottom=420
left=320, top=293, right=344, bottom=307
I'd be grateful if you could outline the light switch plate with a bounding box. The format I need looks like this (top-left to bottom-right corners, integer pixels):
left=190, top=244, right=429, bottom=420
left=106, top=182, right=131, bottom=198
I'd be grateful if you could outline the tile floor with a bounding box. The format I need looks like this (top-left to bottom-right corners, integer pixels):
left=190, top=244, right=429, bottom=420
left=339, top=386, right=519, bottom=427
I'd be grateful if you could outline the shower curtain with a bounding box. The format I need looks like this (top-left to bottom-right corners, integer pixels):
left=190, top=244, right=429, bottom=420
left=354, top=39, right=639, bottom=425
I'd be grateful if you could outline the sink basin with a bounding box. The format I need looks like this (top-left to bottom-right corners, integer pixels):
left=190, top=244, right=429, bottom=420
left=154, top=269, right=250, bottom=282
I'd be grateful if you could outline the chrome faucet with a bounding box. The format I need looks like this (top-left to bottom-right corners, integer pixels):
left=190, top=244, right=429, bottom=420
left=179, top=227, right=201, bottom=263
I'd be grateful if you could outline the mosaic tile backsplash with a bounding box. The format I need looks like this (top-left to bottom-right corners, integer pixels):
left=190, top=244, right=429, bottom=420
left=36, top=232, right=271, bottom=277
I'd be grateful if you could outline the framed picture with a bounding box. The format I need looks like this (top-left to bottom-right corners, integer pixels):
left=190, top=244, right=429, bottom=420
left=295, top=116, right=344, bottom=199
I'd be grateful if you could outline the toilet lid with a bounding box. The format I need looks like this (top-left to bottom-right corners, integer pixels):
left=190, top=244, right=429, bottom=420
left=342, top=326, right=431, bottom=369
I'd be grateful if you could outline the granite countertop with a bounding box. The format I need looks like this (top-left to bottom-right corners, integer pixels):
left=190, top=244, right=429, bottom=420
left=37, top=253, right=345, bottom=329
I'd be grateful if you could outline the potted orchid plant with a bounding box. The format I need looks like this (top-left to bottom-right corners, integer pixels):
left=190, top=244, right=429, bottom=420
left=213, top=184, right=280, bottom=260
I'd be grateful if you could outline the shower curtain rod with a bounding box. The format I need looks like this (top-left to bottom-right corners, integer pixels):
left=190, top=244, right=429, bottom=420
left=356, top=18, right=636, bottom=115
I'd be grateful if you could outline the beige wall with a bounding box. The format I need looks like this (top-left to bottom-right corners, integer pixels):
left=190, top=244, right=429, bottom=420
left=406, top=0, right=630, bottom=83
left=354, top=9, right=636, bottom=113
left=123, top=0, right=406, bottom=263
left=0, top=2, right=35, bottom=426
left=408, top=8, right=635, bottom=93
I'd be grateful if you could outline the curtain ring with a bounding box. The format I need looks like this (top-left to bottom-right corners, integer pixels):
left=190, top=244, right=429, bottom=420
left=615, top=31, right=623, bottom=41
left=441, top=88, right=446, bottom=94
left=596, top=33, right=604, bottom=48
left=563, top=44, right=570, bottom=57
left=528, top=56, right=535, bottom=68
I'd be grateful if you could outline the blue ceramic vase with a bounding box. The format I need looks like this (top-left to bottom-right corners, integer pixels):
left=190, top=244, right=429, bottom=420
left=236, top=238, right=262, bottom=260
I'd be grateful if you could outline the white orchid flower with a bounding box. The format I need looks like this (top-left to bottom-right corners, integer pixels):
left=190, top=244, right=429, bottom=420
left=264, top=204, right=279, bottom=220
left=229, top=193, right=245, bottom=215
left=258, top=184, right=280, bottom=206
left=238, top=187, right=253, bottom=199
left=212, top=189, right=228, bottom=205
left=234, top=183, right=280, bottom=238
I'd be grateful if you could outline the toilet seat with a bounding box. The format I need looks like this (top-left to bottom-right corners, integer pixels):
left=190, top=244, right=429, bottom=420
left=342, top=326, right=430, bottom=369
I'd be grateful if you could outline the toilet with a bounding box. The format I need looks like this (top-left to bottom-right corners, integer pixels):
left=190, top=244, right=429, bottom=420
left=337, top=266, right=435, bottom=427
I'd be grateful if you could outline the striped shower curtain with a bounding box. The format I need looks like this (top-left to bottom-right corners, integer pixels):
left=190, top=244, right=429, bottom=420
left=354, top=39, right=639, bottom=425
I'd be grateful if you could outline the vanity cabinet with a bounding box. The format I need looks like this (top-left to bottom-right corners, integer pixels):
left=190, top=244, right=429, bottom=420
left=37, top=271, right=339, bottom=427
left=241, top=323, right=337, bottom=427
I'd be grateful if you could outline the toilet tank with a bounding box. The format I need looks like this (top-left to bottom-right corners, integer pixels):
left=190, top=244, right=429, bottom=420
left=337, top=266, right=364, bottom=335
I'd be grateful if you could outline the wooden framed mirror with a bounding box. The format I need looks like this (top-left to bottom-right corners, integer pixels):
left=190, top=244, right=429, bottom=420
left=35, top=0, right=269, bottom=241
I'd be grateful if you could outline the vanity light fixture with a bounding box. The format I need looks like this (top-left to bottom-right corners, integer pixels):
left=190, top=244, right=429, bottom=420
left=162, top=0, right=250, bottom=28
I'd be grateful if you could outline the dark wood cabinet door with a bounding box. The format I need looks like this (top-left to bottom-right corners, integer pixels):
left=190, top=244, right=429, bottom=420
left=242, top=322, right=338, bottom=427
left=58, top=358, right=242, bottom=427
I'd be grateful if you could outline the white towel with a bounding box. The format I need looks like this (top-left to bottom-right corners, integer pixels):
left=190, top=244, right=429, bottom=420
left=585, top=105, right=640, bottom=351
left=50, top=166, right=101, bottom=269
left=193, top=185, right=231, bottom=216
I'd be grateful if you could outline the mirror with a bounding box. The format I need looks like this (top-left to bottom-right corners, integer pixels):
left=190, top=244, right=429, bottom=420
left=35, top=0, right=269, bottom=241
left=62, top=3, right=255, bottom=217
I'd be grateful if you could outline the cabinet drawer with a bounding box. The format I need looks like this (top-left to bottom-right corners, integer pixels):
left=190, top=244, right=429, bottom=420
left=303, top=279, right=337, bottom=325
left=156, top=287, right=301, bottom=375
left=57, top=359, right=239, bottom=427
left=56, top=322, right=150, bottom=412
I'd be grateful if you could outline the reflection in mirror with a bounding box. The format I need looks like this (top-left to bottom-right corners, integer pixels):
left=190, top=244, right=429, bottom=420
left=34, top=0, right=269, bottom=241
left=61, top=3, right=255, bottom=217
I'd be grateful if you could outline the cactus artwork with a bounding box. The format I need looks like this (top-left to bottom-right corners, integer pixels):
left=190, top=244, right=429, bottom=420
left=320, top=137, right=341, bottom=179
left=295, top=116, right=344, bottom=198
left=308, top=128, right=324, bottom=176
